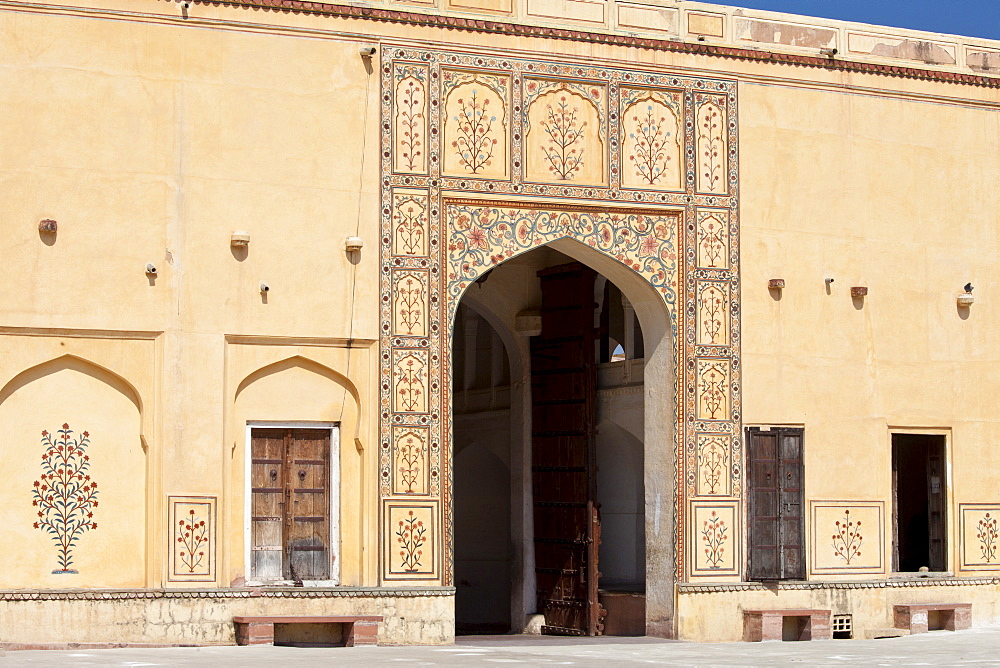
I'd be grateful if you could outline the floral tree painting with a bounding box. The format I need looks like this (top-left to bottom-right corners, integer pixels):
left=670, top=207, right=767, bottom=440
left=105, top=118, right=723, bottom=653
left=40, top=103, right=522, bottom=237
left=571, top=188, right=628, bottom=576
left=628, top=103, right=673, bottom=185
left=978, top=513, right=998, bottom=563
left=540, top=96, right=587, bottom=180
left=832, top=509, right=863, bottom=565
left=32, top=424, right=99, bottom=574
left=177, top=508, right=209, bottom=574
left=396, top=510, right=427, bottom=572
left=451, top=89, right=498, bottom=175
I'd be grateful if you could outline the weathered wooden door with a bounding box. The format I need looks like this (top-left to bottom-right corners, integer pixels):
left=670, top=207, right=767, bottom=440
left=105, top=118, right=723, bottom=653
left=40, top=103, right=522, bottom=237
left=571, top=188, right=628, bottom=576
left=747, top=427, right=805, bottom=581
left=530, top=263, right=604, bottom=636
left=250, top=427, right=333, bottom=582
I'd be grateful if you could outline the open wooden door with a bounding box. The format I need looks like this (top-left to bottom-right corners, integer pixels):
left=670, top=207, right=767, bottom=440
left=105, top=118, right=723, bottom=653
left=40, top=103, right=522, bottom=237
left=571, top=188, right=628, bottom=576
left=250, top=427, right=334, bottom=582
left=747, top=427, right=805, bottom=581
left=530, top=263, right=604, bottom=636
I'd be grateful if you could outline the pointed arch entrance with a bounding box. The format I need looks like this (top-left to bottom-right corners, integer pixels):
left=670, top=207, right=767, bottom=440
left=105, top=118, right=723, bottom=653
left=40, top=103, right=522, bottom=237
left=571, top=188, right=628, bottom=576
left=450, top=238, right=676, bottom=636
left=378, top=45, right=742, bottom=641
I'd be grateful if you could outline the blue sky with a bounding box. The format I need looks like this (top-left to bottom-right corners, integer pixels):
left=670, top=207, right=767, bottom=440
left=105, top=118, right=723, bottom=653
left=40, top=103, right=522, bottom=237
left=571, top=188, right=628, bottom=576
left=698, top=1, right=1000, bottom=41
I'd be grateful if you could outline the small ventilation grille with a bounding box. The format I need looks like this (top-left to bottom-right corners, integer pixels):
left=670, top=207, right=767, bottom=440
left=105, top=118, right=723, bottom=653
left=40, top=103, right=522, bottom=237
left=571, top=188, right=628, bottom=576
left=832, top=614, right=853, bottom=639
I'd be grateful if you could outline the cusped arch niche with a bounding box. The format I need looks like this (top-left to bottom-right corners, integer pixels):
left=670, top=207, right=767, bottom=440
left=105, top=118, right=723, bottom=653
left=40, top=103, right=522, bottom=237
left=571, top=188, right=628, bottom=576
left=233, top=355, right=364, bottom=585
left=0, top=354, right=146, bottom=588
left=442, top=73, right=509, bottom=180
left=235, top=355, right=361, bottom=432
left=524, top=81, right=606, bottom=185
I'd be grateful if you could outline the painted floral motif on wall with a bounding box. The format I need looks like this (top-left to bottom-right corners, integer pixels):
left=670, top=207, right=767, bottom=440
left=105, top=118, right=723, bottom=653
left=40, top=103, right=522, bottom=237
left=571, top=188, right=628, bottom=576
left=392, top=193, right=429, bottom=256
left=177, top=508, right=208, bottom=573
left=393, top=350, right=429, bottom=413
left=696, top=95, right=727, bottom=194
left=810, top=502, right=883, bottom=574
left=620, top=89, right=682, bottom=190
left=701, top=510, right=728, bottom=568
left=697, top=282, right=729, bottom=346
left=393, top=65, right=429, bottom=174
left=32, top=424, right=98, bottom=574
left=697, top=434, right=730, bottom=495
left=696, top=211, right=729, bottom=269
left=168, top=496, right=216, bottom=581
left=445, top=202, right=678, bottom=320
left=392, top=271, right=429, bottom=337
left=978, top=514, right=998, bottom=563
left=443, top=72, right=509, bottom=179
left=959, top=504, right=1000, bottom=570
left=396, top=510, right=427, bottom=572
left=524, top=80, right=606, bottom=185
left=690, top=502, right=739, bottom=575
left=393, top=428, right=429, bottom=494
left=696, top=359, right=730, bottom=420
left=831, top=509, right=863, bottom=565
left=384, top=502, right=436, bottom=579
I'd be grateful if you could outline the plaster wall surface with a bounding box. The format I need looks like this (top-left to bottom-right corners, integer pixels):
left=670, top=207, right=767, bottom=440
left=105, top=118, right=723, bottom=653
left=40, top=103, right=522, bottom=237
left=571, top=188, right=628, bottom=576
left=0, top=0, right=998, bottom=645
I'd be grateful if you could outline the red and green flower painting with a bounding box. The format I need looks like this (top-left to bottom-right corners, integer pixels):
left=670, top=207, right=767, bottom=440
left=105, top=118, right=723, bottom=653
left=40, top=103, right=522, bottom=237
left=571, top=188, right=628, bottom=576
left=32, top=424, right=99, bottom=574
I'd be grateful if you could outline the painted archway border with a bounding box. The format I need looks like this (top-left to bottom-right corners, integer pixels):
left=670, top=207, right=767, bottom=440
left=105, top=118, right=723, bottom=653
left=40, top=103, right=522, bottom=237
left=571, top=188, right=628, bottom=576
left=379, top=45, right=742, bottom=584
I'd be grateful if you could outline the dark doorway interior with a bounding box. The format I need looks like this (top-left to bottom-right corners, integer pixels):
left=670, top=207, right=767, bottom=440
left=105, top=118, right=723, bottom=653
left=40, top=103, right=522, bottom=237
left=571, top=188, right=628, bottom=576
left=892, top=434, right=947, bottom=572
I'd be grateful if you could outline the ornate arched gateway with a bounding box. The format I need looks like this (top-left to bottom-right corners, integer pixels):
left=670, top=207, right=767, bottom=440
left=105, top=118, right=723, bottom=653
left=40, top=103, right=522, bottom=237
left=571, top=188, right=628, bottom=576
left=378, top=46, right=743, bottom=631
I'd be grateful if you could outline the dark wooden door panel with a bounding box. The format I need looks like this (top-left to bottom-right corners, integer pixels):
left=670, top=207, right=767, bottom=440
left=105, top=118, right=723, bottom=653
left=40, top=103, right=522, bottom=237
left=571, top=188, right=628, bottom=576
left=531, top=263, right=604, bottom=636
left=747, top=428, right=804, bottom=581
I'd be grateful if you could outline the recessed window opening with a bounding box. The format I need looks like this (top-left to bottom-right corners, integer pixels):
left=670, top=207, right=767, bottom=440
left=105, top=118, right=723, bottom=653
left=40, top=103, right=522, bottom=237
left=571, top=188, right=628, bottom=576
left=832, top=614, right=853, bottom=639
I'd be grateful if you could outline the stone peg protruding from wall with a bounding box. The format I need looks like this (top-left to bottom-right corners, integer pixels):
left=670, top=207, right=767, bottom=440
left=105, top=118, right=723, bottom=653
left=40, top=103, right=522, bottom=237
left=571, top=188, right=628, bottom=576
left=851, top=286, right=868, bottom=298
left=767, top=278, right=784, bottom=290
left=38, top=218, right=57, bottom=235
left=230, top=231, right=250, bottom=247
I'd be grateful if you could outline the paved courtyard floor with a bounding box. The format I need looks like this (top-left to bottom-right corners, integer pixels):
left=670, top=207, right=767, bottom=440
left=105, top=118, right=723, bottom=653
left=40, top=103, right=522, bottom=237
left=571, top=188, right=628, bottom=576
left=4, top=629, right=1000, bottom=666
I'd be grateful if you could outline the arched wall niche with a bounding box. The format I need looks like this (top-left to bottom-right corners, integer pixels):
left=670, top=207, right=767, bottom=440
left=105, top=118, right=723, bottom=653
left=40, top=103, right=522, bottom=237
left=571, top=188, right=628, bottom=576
left=0, top=353, right=147, bottom=441
left=231, top=354, right=365, bottom=586
left=0, top=354, right=146, bottom=588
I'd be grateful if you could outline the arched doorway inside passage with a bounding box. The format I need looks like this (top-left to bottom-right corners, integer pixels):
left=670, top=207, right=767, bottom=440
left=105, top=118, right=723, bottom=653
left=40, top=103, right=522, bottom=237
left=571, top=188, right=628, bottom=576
left=450, top=237, right=675, bottom=637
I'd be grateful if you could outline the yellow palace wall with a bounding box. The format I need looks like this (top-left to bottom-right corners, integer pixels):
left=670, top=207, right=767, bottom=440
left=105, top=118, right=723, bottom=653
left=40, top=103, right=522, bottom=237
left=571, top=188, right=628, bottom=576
left=0, top=0, right=998, bottom=644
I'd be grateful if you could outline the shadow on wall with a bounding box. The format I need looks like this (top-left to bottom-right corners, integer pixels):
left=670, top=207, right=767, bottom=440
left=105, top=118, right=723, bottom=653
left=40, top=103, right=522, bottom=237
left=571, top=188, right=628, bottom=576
left=454, top=441, right=512, bottom=634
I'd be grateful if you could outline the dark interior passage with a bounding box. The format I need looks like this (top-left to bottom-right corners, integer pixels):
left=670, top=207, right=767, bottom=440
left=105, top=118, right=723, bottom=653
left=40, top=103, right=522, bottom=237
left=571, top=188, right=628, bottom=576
left=892, top=434, right=947, bottom=572
left=452, top=248, right=647, bottom=637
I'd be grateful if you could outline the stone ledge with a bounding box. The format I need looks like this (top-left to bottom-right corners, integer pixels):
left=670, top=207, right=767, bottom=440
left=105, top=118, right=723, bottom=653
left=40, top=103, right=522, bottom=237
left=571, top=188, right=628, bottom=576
left=679, top=577, right=1000, bottom=593
left=0, top=586, right=456, bottom=602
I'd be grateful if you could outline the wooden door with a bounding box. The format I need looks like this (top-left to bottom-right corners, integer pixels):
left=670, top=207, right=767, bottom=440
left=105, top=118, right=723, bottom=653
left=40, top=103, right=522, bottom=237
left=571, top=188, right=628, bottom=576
left=747, top=427, right=805, bottom=581
left=251, top=427, right=332, bottom=582
left=926, top=441, right=946, bottom=572
left=530, top=263, right=604, bottom=636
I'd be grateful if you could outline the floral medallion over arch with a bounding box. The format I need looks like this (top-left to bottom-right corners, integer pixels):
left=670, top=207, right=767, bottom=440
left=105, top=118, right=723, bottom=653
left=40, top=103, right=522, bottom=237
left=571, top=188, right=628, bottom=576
left=381, top=46, right=741, bottom=585
left=445, top=200, right=679, bottom=327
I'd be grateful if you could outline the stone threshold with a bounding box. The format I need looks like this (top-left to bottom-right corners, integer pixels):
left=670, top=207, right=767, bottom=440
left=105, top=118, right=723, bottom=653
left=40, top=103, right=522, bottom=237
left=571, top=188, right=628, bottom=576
left=679, top=577, right=1000, bottom=593
left=0, top=586, right=456, bottom=601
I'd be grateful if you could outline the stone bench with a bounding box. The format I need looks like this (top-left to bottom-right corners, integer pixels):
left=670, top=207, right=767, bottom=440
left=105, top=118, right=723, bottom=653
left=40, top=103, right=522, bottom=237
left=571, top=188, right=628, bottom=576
left=894, top=603, right=971, bottom=634
left=233, top=615, right=383, bottom=647
left=743, top=609, right=831, bottom=642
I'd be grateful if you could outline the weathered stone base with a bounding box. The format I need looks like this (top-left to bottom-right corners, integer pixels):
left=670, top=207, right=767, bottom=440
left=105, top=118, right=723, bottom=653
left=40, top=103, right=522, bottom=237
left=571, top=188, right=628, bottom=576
left=0, top=587, right=454, bottom=647
left=678, top=578, right=1000, bottom=642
